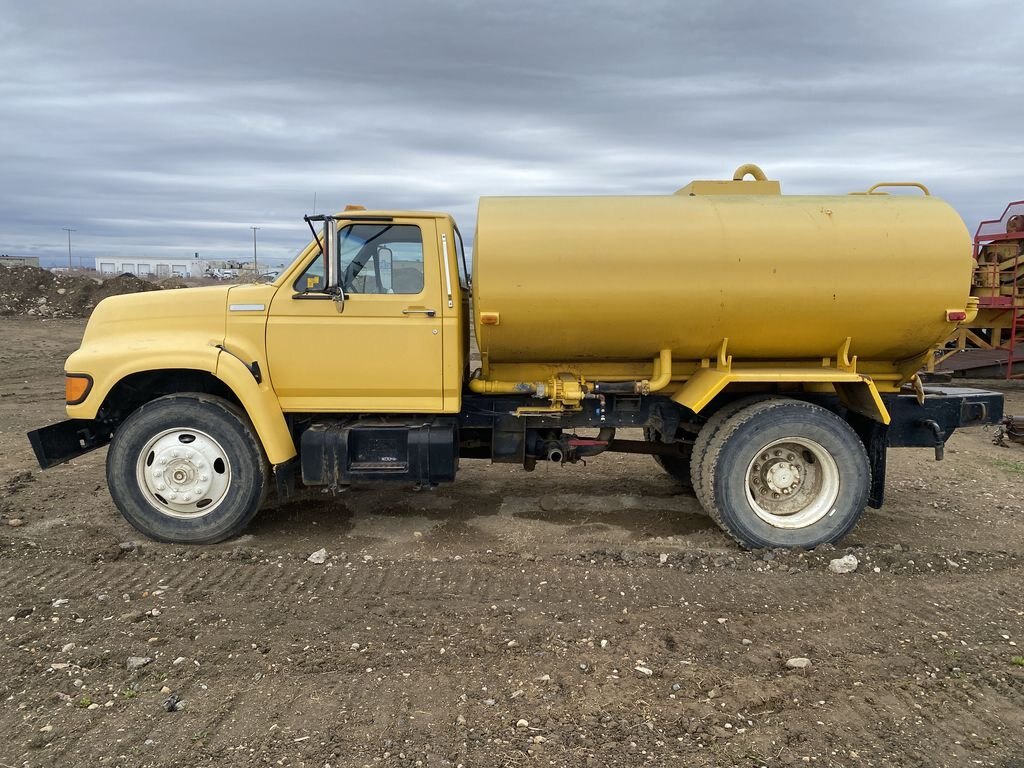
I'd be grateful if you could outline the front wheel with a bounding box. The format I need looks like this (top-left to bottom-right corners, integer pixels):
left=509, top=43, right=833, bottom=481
left=698, top=398, right=870, bottom=549
left=106, top=394, right=269, bottom=543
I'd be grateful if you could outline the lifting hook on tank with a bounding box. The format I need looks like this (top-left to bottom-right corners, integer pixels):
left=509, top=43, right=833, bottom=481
left=733, top=164, right=768, bottom=181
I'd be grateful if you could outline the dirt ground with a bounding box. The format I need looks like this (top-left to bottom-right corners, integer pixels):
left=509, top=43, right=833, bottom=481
left=1, top=316, right=1023, bottom=768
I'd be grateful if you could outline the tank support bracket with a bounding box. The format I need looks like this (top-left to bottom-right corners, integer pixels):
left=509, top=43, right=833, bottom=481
left=671, top=369, right=891, bottom=425
left=699, top=338, right=732, bottom=372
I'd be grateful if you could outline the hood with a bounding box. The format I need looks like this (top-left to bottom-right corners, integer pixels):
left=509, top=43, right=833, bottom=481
left=81, top=284, right=232, bottom=346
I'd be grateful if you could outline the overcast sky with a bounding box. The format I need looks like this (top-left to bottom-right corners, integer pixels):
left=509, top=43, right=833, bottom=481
left=1, top=1, right=1022, bottom=268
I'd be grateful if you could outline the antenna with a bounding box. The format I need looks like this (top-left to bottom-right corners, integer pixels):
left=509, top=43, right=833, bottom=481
left=251, top=226, right=260, bottom=272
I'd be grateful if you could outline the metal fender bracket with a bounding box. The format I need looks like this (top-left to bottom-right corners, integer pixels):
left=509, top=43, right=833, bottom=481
left=216, top=345, right=262, bottom=383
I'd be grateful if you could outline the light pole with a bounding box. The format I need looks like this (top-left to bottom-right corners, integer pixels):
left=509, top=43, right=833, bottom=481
left=251, top=226, right=260, bottom=274
left=63, top=228, right=75, bottom=271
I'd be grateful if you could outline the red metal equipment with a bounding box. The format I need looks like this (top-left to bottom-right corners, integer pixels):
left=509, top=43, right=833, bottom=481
left=973, top=201, right=1024, bottom=379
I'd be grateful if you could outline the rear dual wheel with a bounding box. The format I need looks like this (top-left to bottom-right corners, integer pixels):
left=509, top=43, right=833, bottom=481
left=694, top=398, right=870, bottom=549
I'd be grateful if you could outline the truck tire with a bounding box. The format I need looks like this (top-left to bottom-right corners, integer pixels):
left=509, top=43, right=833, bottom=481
left=699, top=398, right=870, bottom=549
left=690, top=395, right=772, bottom=512
left=642, top=427, right=693, bottom=491
left=106, top=394, right=269, bottom=544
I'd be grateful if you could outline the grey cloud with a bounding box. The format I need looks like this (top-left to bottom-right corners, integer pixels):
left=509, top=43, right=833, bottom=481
left=1, top=0, right=1022, bottom=267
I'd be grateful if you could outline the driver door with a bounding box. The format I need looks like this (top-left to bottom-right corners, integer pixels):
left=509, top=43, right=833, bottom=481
left=265, top=218, right=445, bottom=412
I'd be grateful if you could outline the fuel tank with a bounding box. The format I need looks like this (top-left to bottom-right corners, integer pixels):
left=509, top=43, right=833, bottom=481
left=472, top=169, right=973, bottom=369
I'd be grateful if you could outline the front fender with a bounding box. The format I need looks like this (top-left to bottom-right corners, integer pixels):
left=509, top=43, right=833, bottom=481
left=66, top=343, right=221, bottom=419
left=66, top=344, right=296, bottom=466
left=214, top=352, right=296, bottom=464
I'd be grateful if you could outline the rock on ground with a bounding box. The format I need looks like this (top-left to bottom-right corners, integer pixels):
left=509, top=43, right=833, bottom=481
left=828, top=554, right=859, bottom=574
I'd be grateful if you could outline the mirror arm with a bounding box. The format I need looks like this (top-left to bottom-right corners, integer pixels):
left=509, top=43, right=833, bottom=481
left=304, top=216, right=324, bottom=257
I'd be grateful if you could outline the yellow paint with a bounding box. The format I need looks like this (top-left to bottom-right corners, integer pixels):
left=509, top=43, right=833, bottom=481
left=264, top=216, right=448, bottom=413
left=676, top=163, right=781, bottom=196
left=62, top=166, right=972, bottom=444
left=472, top=167, right=972, bottom=418
left=219, top=282, right=296, bottom=464
left=62, top=284, right=298, bottom=464
left=65, top=286, right=228, bottom=424
left=214, top=352, right=295, bottom=464
left=468, top=348, right=672, bottom=412
left=647, top=349, right=672, bottom=392
left=669, top=368, right=890, bottom=424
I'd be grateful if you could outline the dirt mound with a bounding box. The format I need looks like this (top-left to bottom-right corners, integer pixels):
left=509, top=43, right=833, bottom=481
left=0, top=266, right=165, bottom=318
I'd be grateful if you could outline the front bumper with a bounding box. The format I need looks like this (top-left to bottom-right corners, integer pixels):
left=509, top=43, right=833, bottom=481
left=27, top=419, right=113, bottom=469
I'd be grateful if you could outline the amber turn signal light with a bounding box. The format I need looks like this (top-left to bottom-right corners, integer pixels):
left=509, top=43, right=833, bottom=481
left=65, top=374, right=92, bottom=405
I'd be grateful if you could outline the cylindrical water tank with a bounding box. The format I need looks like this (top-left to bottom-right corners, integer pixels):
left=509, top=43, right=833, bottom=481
left=472, top=187, right=972, bottom=366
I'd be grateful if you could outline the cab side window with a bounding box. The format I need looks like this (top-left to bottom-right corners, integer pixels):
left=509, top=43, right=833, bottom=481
left=340, top=224, right=424, bottom=295
left=293, top=252, right=325, bottom=293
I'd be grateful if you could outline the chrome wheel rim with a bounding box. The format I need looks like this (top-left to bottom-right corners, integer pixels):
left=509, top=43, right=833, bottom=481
left=135, top=428, right=231, bottom=519
left=743, top=437, right=840, bottom=529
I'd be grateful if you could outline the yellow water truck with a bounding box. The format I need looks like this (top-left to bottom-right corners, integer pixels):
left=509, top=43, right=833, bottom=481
left=28, top=165, right=1003, bottom=549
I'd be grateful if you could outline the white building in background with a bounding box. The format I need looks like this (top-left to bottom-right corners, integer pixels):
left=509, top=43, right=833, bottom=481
left=94, top=254, right=206, bottom=278
left=93, top=255, right=283, bottom=279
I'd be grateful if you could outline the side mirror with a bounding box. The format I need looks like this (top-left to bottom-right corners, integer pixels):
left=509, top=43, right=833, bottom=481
left=324, top=218, right=344, bottom=313
left=376, top=246, right=394, bottom=294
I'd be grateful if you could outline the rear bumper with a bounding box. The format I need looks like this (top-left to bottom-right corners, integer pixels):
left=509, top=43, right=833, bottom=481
left=27, top=419, right=113, bottom=469
left=885, top=386, right=1004, bottom=448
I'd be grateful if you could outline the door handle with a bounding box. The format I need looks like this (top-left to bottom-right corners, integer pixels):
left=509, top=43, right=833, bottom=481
left=402, top=308, right=437, bottom=317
